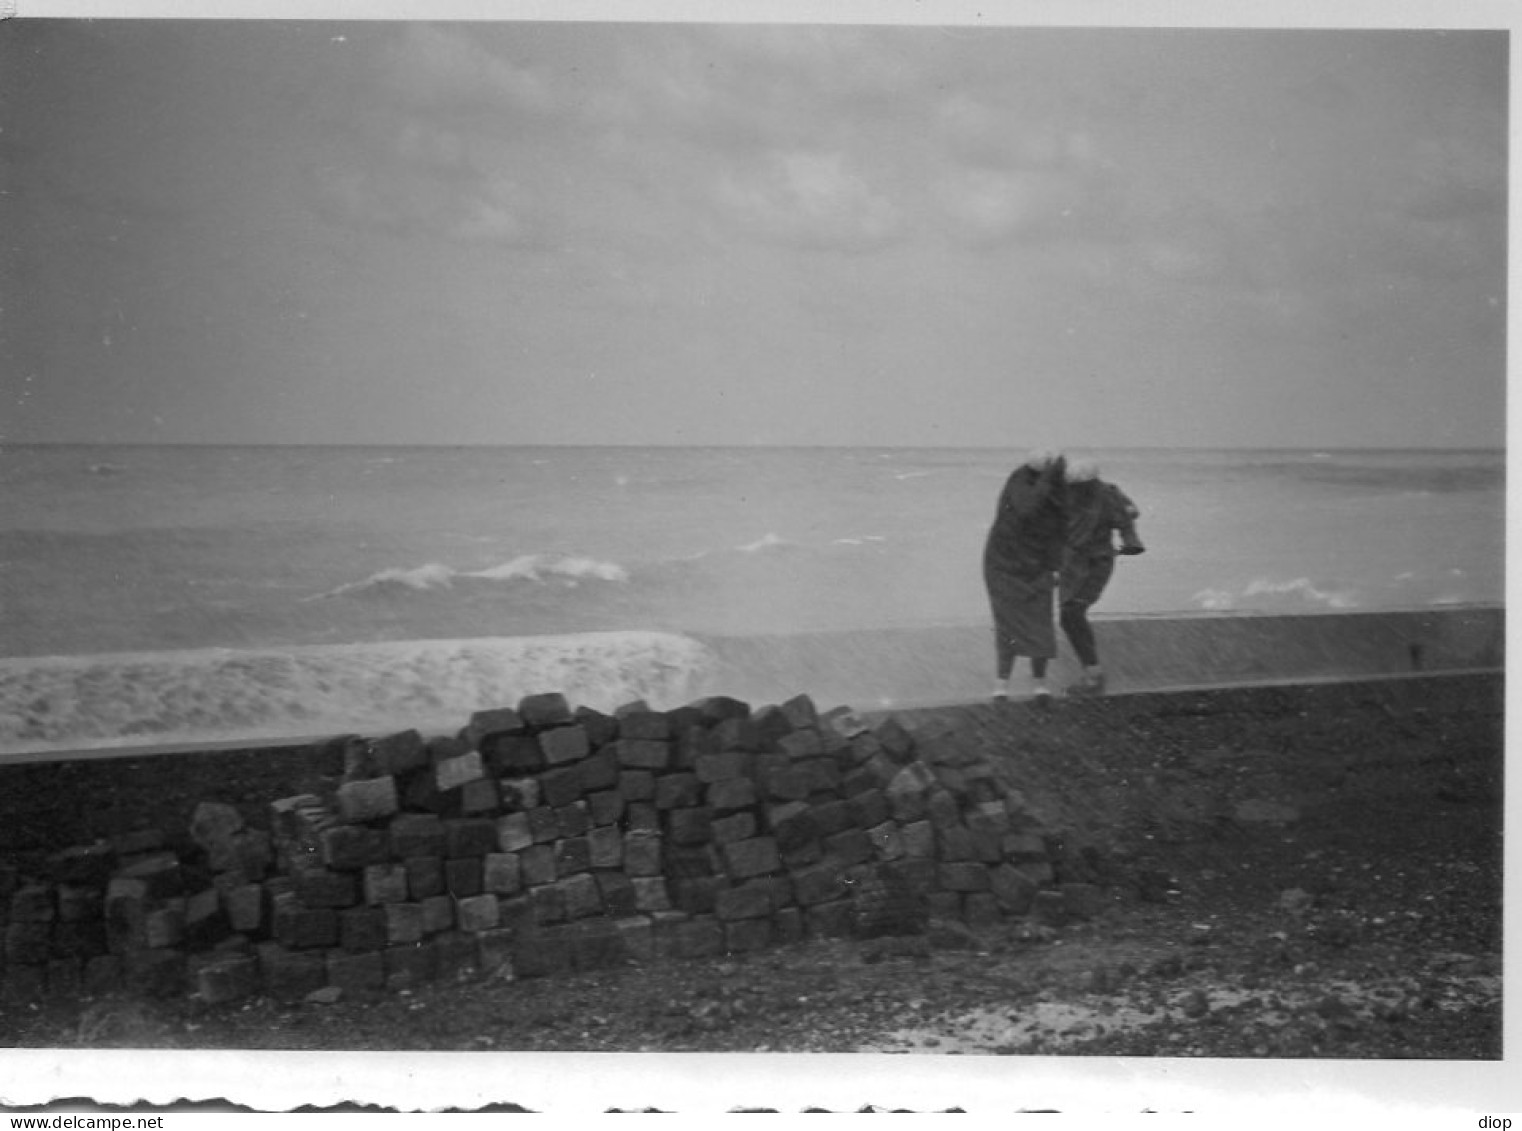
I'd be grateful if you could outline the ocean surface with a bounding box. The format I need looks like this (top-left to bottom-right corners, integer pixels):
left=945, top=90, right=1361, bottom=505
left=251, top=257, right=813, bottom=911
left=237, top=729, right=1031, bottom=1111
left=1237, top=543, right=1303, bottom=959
left=0, top=444, right=1504, bottom=751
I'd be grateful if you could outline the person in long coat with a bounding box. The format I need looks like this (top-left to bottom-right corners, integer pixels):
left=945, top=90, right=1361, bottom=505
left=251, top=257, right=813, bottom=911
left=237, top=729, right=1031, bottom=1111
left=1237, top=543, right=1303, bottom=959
left=1058, top=458, right=1145, bottom=695
left=983, top=449, right=1068, bottom=702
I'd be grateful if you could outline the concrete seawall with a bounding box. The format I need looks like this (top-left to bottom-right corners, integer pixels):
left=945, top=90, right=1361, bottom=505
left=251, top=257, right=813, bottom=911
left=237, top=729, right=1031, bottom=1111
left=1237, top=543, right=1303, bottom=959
left=696, top=605, right=1503, bottom=711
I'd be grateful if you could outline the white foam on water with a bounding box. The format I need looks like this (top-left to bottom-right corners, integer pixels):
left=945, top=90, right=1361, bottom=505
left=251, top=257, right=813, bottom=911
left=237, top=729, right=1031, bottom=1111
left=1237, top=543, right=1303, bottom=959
left=0, top=631, right=714, bottom=754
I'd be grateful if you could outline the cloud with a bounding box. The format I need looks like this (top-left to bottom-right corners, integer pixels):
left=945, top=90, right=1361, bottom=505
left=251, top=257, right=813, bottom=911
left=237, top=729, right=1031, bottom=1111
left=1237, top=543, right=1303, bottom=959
left=713, top=149, right=903, bottom=251
left=379, top=25, right=555, bottom=118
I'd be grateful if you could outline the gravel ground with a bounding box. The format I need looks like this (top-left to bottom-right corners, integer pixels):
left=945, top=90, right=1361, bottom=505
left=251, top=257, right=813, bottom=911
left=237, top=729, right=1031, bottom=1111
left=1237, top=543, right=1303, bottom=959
left=0, top=673, right=1506, bottom=1110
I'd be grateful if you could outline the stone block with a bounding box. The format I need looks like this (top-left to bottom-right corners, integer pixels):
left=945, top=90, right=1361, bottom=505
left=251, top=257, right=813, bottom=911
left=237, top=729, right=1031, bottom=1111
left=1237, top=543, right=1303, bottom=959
left=497, top=894, right=533, bottom=932
left=938, top=862, right=991, bottom=892
left=383, top=902, right=426, bottom=945
left=901, top=820, right=935, bottom=858
left=588, top=789, right=625, bottom=827
left=295, top=869, right=359, bottom=909
left=445, top=857, right=483, bottom=898
left=384, top=941, right=439, bottom=989
left=518, top=691, right=573, bottom=729
left=631, top=876, right=672, bottom=913
left=259, top=942, right=326, bottom=1002
left=849, top=789, right=891, bottom=830
left=673, top=724, right=718, bottom=770
left=670, top=875, right=720, bottom=914
left=989, top=865, right=1037, bottom=916
left=588, top=826, right=623, bottom=869
left=574, top=704, right=619, bottom=747
left=554, top=837, right=592, bottom=877
left=222, top=882, right=263, bottom=934
left=539, top=724, right=591, bottom=766
left=50, top=842, right=117, bottom=887
left=494, top=812, right=533, bottom=853
left=484, top=734, right=543, bottom=776
left=610, top=738, right=671, bottom=772
left=715, top=879, right=772, bottom=921
left=330, top=734, right=380, bottom=780
left=483, top=853, right=522, bottom=896
left=689, top=695, right=751, bottom=725
left=938, top=825, right=977, bottom=863
left=455, top=893, right=500, bottom=932
left=597, top=872, right=638, bottom=917
left=529, top=883, right=566, bottom=925
left=840, top=766, right=879, bottom=798
left=806, top=900, right=855, bottom=939
left=667, top=807, right=715, bottom=846
left=363, top=863, right=409, bottom=906
left=397, top=768, right=444, bottom=815
left=579, top=750, right=620, bottom=792
left=403, top=855, right=445, bottom=900
left=766, top=801, right=817, bottom=850
left=476, top=927, right=516, bottom=978
left=337, top=777, right=399, bottom=823
left=655, top=772, right=702, bottom=810
left=275, top=905, right=336, bottom=950
left=672, top=916, right=725, bottom=959
left=434, top=930, right=478, bottom=981
left=712, top=811, right=757, bottom=844
left=320, top=825, right=388, bottom=871
left=1002, top=831, right=1049, bottom=861
left=117, top=853, right=184, bottom=900
left=793, top=862, right=848, bottom=906
left=122, top=947, right=187, bottom=998
left=499, top=777, right=540, bottom=812
left=824, top=828, right=873, bottom=869
left=775, top=906, right=805, bottom=945
left=724, top=917, right=773, bottom=953
left=614, top=706, right=671, bottom=740
left=195, top=953, right=260, bottom=1004
left=926, top=789, right=961, bottom=828
left=339, top=906, right=388, bottom=952
left=617, top=771, right=654, bottom=802
left=713, top=715, right=764, bottom=753
left=559, top=873, right=604, bottom=921
left=539, top=765, right=583, bottom=810
left=444, top=817, right=498, bottom=859
left=932, top=764, right=968, bottom=794
left=1014, top=860, right=1056, bottom=887
left=965, top=892, right=1000, bottom=927
left=466, top=706, right=525, bottom=750
left=613, top=915, right=655, bottom=962
left=706, top=778, right=757, bottom=812
left=874, top=717, right=917, bottom=762
left=695, top=751, right=751, bottom=784
left=867, top=820, right=905, bottom=861
left=780, top=839, right=823, bottom=869
left=375, top=728, right=428, bottom=775
left=0, top=963, right=43, bottom=1005
left=521, top=845, right=557, bottom=887
left=565, top=918, right=626, bottom=971
left=420, top=894, right=452, bottom=934
left=325, top=948, right=385, bottom=996
left=189, top=802, right=245, bottom=869
left=623, top=831, right=663, bottom=877
left=722, top=836, right=780, bottom=879
left=110, top=827, right=168, bottom=858
left=778, top=728, right=825, bottom=760
left=555, top=801, right=591, bottom=838
left=810, top=799, right=855, bottom=838
left=459, top=778, right=501, bottom=817
left=626, top=802, right=660, bottom=832
left=926, top=891, right=963, bottom=921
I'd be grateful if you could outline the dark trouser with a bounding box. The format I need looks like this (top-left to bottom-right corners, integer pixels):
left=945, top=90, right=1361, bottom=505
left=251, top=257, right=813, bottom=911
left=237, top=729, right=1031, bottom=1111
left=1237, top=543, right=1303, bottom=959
left=1059, top=554, right=1115, bottom=668
left=994, top=634, right=1049, bottom=680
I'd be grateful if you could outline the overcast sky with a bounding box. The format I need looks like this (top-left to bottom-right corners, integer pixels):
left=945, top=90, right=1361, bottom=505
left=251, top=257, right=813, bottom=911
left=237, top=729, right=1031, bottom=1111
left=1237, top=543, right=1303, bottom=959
left=1, top=16, right=1508, bottom=448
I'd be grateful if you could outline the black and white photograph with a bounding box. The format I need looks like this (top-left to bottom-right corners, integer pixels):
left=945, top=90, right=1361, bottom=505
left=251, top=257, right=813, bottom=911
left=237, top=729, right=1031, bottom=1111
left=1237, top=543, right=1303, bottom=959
left=0, top=0, right=1512, bottom=1116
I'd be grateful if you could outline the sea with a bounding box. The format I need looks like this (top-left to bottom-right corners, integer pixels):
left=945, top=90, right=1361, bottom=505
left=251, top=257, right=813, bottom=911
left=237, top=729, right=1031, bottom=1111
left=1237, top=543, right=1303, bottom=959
left=0, top=444, right=1504, bottom=752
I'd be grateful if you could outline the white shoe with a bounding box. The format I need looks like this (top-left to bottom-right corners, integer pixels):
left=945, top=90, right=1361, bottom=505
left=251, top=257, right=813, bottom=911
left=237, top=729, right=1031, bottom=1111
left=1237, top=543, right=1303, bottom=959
left=992, top=683, right=1010, bottom=700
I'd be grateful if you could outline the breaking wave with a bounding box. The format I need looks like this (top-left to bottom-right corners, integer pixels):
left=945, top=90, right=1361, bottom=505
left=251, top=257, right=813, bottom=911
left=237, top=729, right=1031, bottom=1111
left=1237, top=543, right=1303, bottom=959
left=311, top=555, right=630, bottom=600
left=0, top=631, right=712, bottom=752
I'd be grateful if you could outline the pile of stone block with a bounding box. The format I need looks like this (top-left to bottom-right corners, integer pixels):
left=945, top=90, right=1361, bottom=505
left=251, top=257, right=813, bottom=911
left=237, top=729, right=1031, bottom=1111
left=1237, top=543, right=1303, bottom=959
left=1, top=691, right=1061, bottom=1006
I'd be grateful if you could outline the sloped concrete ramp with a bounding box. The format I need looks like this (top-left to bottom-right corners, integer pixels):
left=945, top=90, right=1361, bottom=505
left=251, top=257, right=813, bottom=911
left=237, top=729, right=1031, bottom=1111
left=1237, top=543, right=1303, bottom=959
left=696, top=605, right=1503, bottom=711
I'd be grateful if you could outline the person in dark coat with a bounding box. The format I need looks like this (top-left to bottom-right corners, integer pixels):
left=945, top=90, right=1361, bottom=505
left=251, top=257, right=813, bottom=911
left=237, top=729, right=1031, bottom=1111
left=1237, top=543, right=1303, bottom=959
left=983, top=449, right=1068, bottom=703
left=1058, top=458, right=1145, bottom=696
